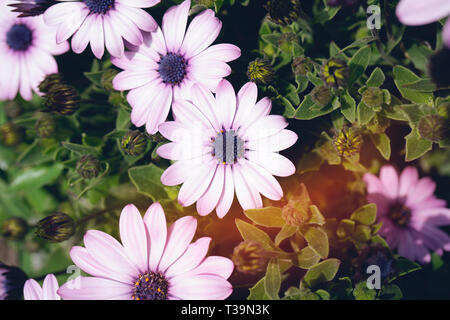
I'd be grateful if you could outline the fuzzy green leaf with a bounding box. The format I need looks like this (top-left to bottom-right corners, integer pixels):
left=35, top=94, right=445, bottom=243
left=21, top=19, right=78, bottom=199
left=244, top=206, right=285, bottom=228
left=351, top=203, right=377, bottom=225
left=393, top=66, right=433, bottom=104
left=264, top=259, right=281, bottom=300
left=235, top=218, right=277, bottom=251
left=302, top=258, right=341, bottom=288
left=366, top=67, right=385, bottom=87
left=348, top=46, right=372, bottom=86
left=370, top=133, right=391, bottom=160
left=405, top=128, right=433, bottom=161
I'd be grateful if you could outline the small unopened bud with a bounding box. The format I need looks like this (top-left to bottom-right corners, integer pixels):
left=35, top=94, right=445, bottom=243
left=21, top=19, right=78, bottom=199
left=418, top=114, right=449, bottom=142
left=282, top=184, right=312, bottom=226
left=35, top=114, right=55, bottom=138
left=264, top=0, right=301, bottom=25
left=320, top=57, right=349, bottom=88
left=333, top=127, right=363, bottom=157
left=4, top=101, right=22, bottom=118
left=0, top=123, right=23, bottom=146
left=292, top=56, right=313, bottom=76
left=1, top=217, right=28, bottom=241
left=232, top=240, right=269, bottom=275
left=362, top=87, right=384, bottom=108
left=38, top=73, right=64, bottom=94
left=247, top=58, right=274, bottom=85
left=76, top=155, right=100, bottom=179
left=43, top=84, right=80, bottom=115
left=101, top=69, right=119, bottom=92
left=35, top=213, right=76, bottom=242
left=311, top=85, right=333, bottom=106
left=121, top=130, right=148, bottom=156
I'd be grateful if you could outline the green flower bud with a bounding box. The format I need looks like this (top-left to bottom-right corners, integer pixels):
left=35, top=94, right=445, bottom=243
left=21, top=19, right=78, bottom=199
left=38, top=73, right=64, bottom=94
left=292, top=56, right=312, bottom=76
left=362, top=87, right=384, bottom=108
left=121, top=130, right=148, bottom=156
left=76, top=155, right=101, bottom=179
left=320, top=58, right=349, bottom=88
left=43, top=84, right=80, bottom=115
left=333, top=127, right=363, bottom=157
left=278, top=32, right=297, bottom=46
left=418, top=114, right=449, bottom=142
left=1, top=217, right=28, bottom=241
left=0, top=122, right=23, bottom=146
left=247, top=58, right=274, bottom=85
left=35, top=213, right=76, bottom=242
left=35, top=114, right=56, bottom=138
left=311, top=85, right=333, bottom=107
left=101, top=69, right=119, bottom=92
left=264, top=0, right=301, bottom=25
left=232, top=240, right=269, bottom=275
left=4, top=101, right=22, bottom=119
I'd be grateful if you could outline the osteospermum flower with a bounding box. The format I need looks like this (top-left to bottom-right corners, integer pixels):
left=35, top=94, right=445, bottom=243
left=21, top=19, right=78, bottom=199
left=364, top=165, right=450, bottom=264
left=157, top=80, right=298, bottom=217
left=0, top=262, right=28, bottom=300
left=111, top=0, right=241, bottom=134
left=23, top=274, right=60, bottom=300
left=43, top=0, right=160, bottom=59
left=0, top=0, right=69, bottom=101
left=396, top=0, right=450, bottom=48
left=57, top=203, right=234, bottom=300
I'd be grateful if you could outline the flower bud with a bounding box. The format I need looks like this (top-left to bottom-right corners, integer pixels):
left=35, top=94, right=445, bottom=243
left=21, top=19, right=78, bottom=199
left=362, top=87, right=384, bottom=108
left=0, top=123, right=23, bottom=146
left=1, top=217, right=28, bottom=241
left=320, top=57, right=349, bottom=88
left=247, top=58, right=274, bottom=85
left=121, top=130, right=148, bottom=156
left=232, top=240, right=269, bottom=275
left=292, top=56, right=312, bottom=76
left=76, top=155, right=101, bottom=179
left=35, top=213, right=76, bottom=242
left=282, top=184, right=312, bottom=226
left=264, top=0, right=301, bottom=25
left=101, top=69, right=119, bottom=92
left=4, top=101, right=22, bottom=119
left=333, top=127, right=363, bottom=157
left=35, top=114, right=56, bottom=138
left=311, top=85, right=333, bottom=107
left=38, top=73, right=64, bottom=94
left=418, top=114, right=449, bottom=142
left=43, top=84, right=80, bottom=115
left=0, top=263, right=28, bottom=300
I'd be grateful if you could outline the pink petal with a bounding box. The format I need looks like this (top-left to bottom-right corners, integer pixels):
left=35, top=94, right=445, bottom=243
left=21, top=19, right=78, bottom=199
left=143, top=203, right=167, bottom=271
left=116, top=3, right=158, bottom=32
left=57, top=276, right=132, bottom=300
left=103, top=14, right=125, bottom=58
left=246, top=151, right=296, bottom=177
left=363, top=173, right=385, bottom=194
left=161, top=158, right=202, bottom=186
left=165, top=237, right=212, bottom=278
left=197, top=165, right=225, bottom=216
left=172, top=100, right=216, bottom=136
left=189, top=59, right=232, bottom=82
left=109, top=9, right=143, bottom=46
left=216, top=164, right=235, bottom=218
left=215, top=79, right=236, bottom=130
left=190, top=83, right=221, bottom=131
left=55, top=6, right=89, bottom=44
left=379, top=165, right=399, bottom=198
left=238, top=97, right=272, bottom=134
left=240, top=159, right=283, bottom=201
left=406, top=177, right=436, bottom=206
left=187, top=256, right=234, bottom=279
left=398, top=166, right=419, bottom=198
left=178, top=160, right=218, bottom=206
left=119, top=204, right=148, bottom=273
left=232, top=163, right=263, bottom=210
left=113, top=70, right=159, bottom=91
left=194, top=43, right=241, bottom=62
left=396, top=0, right=450, bottom=26
left=232, top=82, right=258, bottom=129
left=117, top=0, right=160, bottom=7
left=156, top=141, right=209, bottom=160
left=162, top=0, right=191, bottom=52
left=42, top=274, right=60, bottom=300
left=23, top=279, right=43, bottom=300
left=397, top=230, right=415, bottom=261
left=0, top=53, right=20, bottom=100
left=71, top=14, right=94, bottom=54
left=169, top=274, right=232, bottom=300
left=243, top=115, right=289, bottom=140
left=145, top=85, right=173, bottom=134
left=158, top=216, right=197, bottom=272
left=246, top=129, right=298, bottom=152
left=89, top=15, right=105, bottom=59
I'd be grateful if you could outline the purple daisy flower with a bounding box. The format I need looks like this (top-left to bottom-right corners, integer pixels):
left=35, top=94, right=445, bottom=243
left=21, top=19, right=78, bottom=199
left=111, top=0, right=241, bottom=134
left=43, top=0, right=160, bottom=59
left=396, top=0, right=450, bottom=48
left=0, top=0, right=69, bottom=101
left=157, top=80, right=298, bottom=218
left=57, top=203, right=234, bottom=300
left=364, top=165, right=450, bottom=264
left=23, top=274, right=60, bottom=300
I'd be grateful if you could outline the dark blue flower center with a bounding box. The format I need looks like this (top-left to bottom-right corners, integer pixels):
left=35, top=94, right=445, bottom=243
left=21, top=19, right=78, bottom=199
left=6, top=24, right=33, bottom=51
left=388, top=202, right=411, bottom=227
left=132, top=272, right=168, bottom=300
left=158, top=53, right=188, bottom=85
left=84, top=0, right=115, bottom=14
left=212, top=130, right=245, bottom=165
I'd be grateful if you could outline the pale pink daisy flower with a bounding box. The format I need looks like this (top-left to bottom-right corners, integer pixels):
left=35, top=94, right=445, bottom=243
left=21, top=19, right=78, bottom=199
left=0, top=0, right=69, bottom=101
left=364, top=165, right=450, bottom=264
left=157, top=80, right=298, bottom=218
left=111, top=0, right=241, bottom=134
left=57, top=203, right=234, bottom=300
left=23, top=274, right=61, bottom=300
left=43, top=0, right=160, bottom=59
left=396, top=0, right=450, bottom=48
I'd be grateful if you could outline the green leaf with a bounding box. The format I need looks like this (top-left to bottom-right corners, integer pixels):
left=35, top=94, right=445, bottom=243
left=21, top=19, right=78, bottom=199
left=357, top=101, right=376, bottom=125
left=405, top=128, right=433, bottom=161
left=9, top=164, right=64, bottom=192
left=394, top=256, right=422, bottom=279
left=235, top=218, right=277, bottom=251
left=340, top=90, right=356, bottom=123
left=350, top=203, right=377, bottom=225
left=302, top=258, right=341, bottom=288
left=300, top=226, right=329, bottom=258
left=393, top=66, right=433, bottom=105
left=379, top=284, right=403, bottom=300
left=275, top=225, right=297, bottom=246
left=295, top=95, right=337, bottom=120
left=353, top=281, right=377, bottom=300
left=406, top=43, right=433, bottom=73
left=61, top=141, right=101, bottom=156
left=366, top=67, right=385, bottom=87
left=128, top=164, right=176, bottom=201
left=264, top=259, right=281, bottom=300
left=402, top=79, right=437, bottom=92
left=247, top=278, right=270, bottom=300
left=84, top=71, right=104, bottom=87
left=370, top=133, right=391, bottom=160
left=308, top=205, right=326, bottom=225
left=293, top=246, right=321, bottom=269
left=348, top=46, right=372, bottom=87
left=244, top=206, right=285, bottom=228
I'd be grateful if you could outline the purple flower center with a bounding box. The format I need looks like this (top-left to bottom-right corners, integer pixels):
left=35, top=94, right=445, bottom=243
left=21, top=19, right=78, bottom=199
left=212, top=130, right=245, bottom=165
left=388, top=202, right=411, bottom=227
left=84, top=0, right=115, bottom=14
left=6, top=24, right=33, bottom=51
left=158, top=53, right=188, bottom=85
left=132, top=271, right=168, bottom=300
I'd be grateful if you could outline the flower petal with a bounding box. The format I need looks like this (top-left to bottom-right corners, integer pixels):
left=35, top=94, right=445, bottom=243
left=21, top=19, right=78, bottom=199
left=23, top=279, right=43, bottom=300
left=197, top=165, right=225, bottom=216
left=162, top=0, right=191, bottom=52
left=396, top=0, right=450, bottom=26
left=169, top=274, right=232, bottom=300
left=246, top=151, right=296, bottom=177
left=42, top=274, right=60, bottom=300
left=143, top=203, right=168, bottom=271
left=57, top=276, right=132, bottom=300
